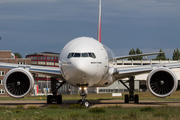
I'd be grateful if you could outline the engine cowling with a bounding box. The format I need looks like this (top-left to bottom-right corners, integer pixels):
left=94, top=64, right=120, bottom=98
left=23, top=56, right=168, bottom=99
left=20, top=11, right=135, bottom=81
left=3, top=68, right=34, bottom=98
left=147, top=67, right=178, bottom=98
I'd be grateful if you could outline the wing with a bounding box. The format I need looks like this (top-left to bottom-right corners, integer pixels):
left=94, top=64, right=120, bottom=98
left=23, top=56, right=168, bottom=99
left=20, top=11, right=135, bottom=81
left=0, top=63, right=62, bottom=78
left=115, top=52, right=164, bottom=60
left=114, top=62, right=180, bottom=80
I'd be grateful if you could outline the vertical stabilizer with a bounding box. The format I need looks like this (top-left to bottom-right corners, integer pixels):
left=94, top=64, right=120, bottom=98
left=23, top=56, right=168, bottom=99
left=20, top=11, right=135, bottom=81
left=97, top=0, right=101, bottom=42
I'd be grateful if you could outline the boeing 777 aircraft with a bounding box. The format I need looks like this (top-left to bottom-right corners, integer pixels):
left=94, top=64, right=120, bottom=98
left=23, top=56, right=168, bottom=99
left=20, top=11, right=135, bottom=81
left=0, top=0, right=180, bottom=107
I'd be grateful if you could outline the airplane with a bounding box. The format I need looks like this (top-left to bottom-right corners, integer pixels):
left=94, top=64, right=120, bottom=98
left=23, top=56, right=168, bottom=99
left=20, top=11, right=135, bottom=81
left=0, top=0, right=180, bottom=107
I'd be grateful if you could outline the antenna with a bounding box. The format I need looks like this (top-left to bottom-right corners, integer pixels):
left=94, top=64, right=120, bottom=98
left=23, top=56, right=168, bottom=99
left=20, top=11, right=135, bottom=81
left=97, top=0, right=101, bottom=42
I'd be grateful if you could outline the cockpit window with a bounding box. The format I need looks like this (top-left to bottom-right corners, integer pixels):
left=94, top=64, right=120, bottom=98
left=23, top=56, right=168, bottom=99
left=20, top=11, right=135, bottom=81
left=67, top=53, right=74, bottom=58
left=92, top=53, right=96, bottom=58
left=82, top=53, right=88, bottom=57
left=88, top=53, right=96, bottom=58
left=74, top=53, right=80, bottom=57
left=67, top=52, right=96, bottom=59
left=88, top=53, right=93, bottom=58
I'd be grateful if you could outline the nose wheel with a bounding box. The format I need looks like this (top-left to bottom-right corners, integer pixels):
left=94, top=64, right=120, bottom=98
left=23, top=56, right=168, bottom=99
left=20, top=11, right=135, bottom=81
left=77, top=99, right=90, bottom=107
left=77, top=86, right=90, bottom=107
left=83, top=100, right=90, bottom=107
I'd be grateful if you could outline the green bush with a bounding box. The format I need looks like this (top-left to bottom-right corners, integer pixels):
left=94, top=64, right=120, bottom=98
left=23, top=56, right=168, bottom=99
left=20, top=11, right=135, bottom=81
left=3, top=110, right=13, bottom=118
left=69, top=104, right=86, bottom=109
left=15, top=110, right=22, bottom=113
left=140, top=106, right=154, bottom=112
left=88, top=107, right=106, bottom=113
left=153, top=111, right=169, bottom=117
left=47, top=105, right=60, bottom=109
left=16, top=105, right=24, bottom=109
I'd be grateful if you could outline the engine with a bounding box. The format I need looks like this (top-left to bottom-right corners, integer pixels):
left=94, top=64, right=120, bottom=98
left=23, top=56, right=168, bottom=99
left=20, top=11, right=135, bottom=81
left=3, top=68, right=34, bottom=98
left=147, top=67, right=178, bottom=98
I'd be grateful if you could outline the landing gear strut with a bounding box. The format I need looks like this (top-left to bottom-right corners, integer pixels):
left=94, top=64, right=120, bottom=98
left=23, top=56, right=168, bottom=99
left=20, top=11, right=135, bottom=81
left=119, top=76, right=139, bottom=103
left=77, top=86, right=90, bottom=107
left=47, top=77, right=66, bottom=104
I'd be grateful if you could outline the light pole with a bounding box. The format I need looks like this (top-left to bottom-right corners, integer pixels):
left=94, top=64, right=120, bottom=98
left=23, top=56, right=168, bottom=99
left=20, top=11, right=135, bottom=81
left=47, top=76, right=48, bottom=94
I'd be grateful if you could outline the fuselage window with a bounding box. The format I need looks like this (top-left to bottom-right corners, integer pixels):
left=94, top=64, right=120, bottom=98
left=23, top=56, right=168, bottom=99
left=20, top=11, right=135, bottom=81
left=82, top=53, right=88, bottom=57
left=74, top=53, right=80, bottom=57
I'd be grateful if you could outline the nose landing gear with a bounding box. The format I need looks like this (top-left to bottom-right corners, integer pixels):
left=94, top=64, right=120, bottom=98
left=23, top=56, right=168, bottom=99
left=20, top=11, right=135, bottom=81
left=77, top=86, right=90, bottom=107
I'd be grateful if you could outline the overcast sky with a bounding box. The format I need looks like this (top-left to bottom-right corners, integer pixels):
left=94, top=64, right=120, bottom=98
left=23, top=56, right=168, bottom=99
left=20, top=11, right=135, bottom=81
left=0, top=0, right=180, bottom=59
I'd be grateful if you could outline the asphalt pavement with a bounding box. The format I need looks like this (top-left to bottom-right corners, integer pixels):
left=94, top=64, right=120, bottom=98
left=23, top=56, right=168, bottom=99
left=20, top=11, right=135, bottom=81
left=0, top=100, right=180, bottom=108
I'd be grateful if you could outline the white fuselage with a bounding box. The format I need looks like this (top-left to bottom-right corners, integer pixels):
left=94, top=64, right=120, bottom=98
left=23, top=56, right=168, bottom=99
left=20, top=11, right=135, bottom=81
left=60, top=37, right=116, bottom=87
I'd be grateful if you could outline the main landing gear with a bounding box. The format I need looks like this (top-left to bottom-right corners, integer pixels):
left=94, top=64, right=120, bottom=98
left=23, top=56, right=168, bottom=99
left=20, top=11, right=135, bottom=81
left=47, top=77, right=66, bottom=104
left=77, top=86, right=90, bottom=107
left=119, top=76, right=139, bottom=104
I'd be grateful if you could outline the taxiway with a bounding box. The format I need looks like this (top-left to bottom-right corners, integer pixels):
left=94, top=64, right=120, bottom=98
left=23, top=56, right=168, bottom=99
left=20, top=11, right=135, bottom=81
left=0, top=100, right=180, bottom=108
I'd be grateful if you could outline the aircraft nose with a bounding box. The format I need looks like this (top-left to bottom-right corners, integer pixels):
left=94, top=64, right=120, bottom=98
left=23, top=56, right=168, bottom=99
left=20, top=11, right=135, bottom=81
left=72, top=60, right=89, bottom=76
left=71, top=60, right=97, bottom=81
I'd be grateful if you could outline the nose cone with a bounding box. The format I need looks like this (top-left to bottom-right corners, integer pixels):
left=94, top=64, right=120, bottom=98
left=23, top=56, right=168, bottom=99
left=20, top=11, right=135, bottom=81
left=72, top=60, right=96, bottom=82
left=62, top=59, right=98, bottom=86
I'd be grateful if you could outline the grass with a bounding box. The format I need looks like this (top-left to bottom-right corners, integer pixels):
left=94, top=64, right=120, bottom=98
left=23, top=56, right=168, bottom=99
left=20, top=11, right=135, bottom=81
left=140, top=106, right=154, bottom=112
left=69, top=104, right=86, bottom=109
left=0, top=105, right=180, bottom=119
left=47, top=105, right=60, bottom=109
left=88, top=107, right=106, bottom=113
left=1, top=91, right=180, bottom=119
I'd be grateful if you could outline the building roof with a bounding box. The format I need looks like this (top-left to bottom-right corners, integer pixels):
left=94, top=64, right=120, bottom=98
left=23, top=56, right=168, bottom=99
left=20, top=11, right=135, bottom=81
left=26, top=52, right=60, bottom=57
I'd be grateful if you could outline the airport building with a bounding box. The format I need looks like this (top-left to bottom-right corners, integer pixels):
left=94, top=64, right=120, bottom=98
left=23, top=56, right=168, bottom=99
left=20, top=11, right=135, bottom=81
left=26, top=52, right=60, bottom=82
left=0, top=51, right=31, bottom=96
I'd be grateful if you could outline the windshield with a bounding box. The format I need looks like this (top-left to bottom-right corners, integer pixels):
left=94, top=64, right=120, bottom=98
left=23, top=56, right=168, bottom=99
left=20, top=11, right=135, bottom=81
left=67, top=52, right=96, bottom=59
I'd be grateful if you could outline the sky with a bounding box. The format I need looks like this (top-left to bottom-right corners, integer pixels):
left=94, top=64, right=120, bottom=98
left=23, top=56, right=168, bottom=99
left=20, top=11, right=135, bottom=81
left=0, top=0, right=180, bottom=59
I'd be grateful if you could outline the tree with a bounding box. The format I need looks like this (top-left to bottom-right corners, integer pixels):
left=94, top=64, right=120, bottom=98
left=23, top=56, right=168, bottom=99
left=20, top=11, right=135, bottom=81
left=128, top=48, right=135, bottom=60
left=135, top=48, right=142, bottom=60
left=128, top=48, right=142, bottom=60
left=153, top=49, right=166, bottom=60
left=172, top=48, right=180, bottom=60
left=14, top=52, right=22, bottom=58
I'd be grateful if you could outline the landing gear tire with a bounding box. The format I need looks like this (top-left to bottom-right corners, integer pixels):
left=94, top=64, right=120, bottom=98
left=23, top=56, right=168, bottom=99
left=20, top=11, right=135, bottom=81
left=77, top=100, right=83, bottom=105
left=125, top=94, right=129, bottom=103
left=83, top=100, right=90, bottom=107
left=134, top=94, right=139, bottom=104
left=47, top=95, right=52, bottom=104
left=57, top=95, right=62, bottom=104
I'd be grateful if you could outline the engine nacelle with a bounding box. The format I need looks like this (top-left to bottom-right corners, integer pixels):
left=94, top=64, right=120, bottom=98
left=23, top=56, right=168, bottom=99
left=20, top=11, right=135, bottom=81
left=3, top=68, right=34, bottom=98
left=147, top=67, right=178, bottom=98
